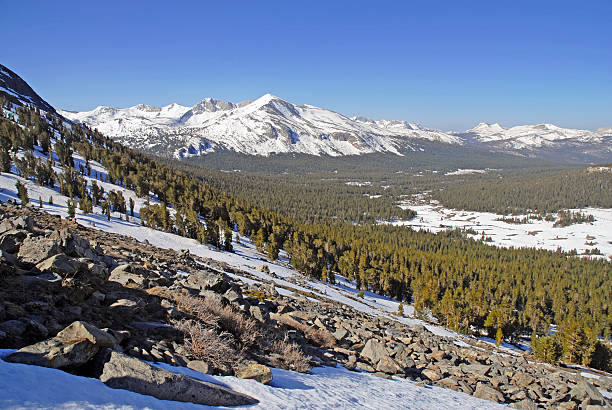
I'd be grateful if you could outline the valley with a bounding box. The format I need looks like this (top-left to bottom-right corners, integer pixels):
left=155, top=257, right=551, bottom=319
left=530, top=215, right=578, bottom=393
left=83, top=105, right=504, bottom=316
left=0, top=62, right=611, bottom=409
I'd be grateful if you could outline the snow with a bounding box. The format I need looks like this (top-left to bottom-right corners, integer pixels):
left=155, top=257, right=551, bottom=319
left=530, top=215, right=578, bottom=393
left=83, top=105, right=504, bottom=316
left=445, top=169, right=489, bottom=176
left=0, top=350, right=502, bottom=409
left=393, top=202, right=612, bottom=258
left=59, top=94, right=463, bottom=158
left=459, top=122, right=605, bottom=149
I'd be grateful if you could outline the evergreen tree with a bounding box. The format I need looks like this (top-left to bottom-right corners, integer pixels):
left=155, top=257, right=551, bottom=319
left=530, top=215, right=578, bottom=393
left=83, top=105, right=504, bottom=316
left=15, top=180, right=28, bottom=204
left=67, top=199, right=76, bottom=219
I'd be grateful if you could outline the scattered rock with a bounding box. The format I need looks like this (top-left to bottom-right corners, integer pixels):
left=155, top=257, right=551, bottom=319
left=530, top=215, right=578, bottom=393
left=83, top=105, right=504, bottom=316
left=236, top=362, right=273, bottom=384
left=360, top=338, right=388, bottom=365
left=99, top=350, right=258, bottom=406
left=187, top=360, right=210, bottom=374
left=473, top=382, right=505, bottom=403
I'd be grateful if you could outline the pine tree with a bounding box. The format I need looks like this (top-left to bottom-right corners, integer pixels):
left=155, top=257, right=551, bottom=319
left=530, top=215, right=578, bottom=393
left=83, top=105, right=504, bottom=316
left=15, top=180, right=28, bottom=204
left=0, top=147, right=10, bottom=172
left=67, top=199, right=76, bottom=219
left=495, top=327, right=504, bottom=347
left=223, top=227, right=233, bottom=252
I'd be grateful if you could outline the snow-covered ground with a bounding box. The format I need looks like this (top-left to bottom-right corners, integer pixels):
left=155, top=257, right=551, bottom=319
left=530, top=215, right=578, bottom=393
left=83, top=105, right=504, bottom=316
left=394, top=202, right=612, bottom=259
left=0, top=350, right=502, bottom=409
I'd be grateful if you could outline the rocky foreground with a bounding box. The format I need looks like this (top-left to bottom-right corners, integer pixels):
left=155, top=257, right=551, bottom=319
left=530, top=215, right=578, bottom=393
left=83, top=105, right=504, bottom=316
left=0, top=202, right=610, bottom=408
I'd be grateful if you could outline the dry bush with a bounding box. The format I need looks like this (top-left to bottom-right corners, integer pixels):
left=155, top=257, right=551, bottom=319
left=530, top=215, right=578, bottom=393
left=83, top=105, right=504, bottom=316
left=270, top=339, right=312, bottom=373
left=276, top=314, right=336, bottom=348
left=176, top=293, right=261, bottom=348
left=173, top=319, right=239, bottom=370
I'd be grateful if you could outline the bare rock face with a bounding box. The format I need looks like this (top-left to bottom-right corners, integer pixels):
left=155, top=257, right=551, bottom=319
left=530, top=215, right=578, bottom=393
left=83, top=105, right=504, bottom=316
left=99, top=350, right=258, bottom=406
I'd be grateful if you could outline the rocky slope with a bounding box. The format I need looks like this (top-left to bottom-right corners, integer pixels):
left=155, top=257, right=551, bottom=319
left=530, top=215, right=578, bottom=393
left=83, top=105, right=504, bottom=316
left=0, top=64, right=57, bottom=114
left=1, top=203, right=610, bottom=408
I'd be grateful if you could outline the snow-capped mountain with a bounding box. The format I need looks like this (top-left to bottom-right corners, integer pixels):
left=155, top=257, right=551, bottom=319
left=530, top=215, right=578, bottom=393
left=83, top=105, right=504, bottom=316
left=453, top=122, right=612, bottom=162
left=60, top=94, right=464, bottom=158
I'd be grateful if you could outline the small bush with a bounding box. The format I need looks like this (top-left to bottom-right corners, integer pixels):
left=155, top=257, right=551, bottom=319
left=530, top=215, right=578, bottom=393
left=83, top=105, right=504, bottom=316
left=176, top=293, right=261, bottom=349
left=270, top=340, right=312, bottom=373
left=173, top=319, right=238, bottom=370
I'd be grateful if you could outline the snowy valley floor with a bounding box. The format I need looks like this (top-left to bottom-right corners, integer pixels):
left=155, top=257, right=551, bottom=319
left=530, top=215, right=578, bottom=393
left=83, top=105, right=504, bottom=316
left=395, top=202, right=612, bottom=259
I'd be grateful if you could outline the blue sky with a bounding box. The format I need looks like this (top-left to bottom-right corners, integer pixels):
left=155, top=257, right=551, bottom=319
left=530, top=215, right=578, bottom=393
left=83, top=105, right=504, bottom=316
left=1, top=0, right=610, bottom=130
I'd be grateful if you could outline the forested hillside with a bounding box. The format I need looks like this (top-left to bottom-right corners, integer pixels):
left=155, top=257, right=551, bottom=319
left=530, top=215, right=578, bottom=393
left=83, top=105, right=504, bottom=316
left=430, top=168, right=612, bottom=214
left=1, top=96, right=610, bottom=371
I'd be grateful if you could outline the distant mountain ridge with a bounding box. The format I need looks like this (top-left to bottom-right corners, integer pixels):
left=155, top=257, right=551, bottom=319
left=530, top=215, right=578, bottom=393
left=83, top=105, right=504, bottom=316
left=59, top=94, right=464, bottom=158
left=1, top=62, right=610, bottom=162
left=59, top=96, right=612, bottom=161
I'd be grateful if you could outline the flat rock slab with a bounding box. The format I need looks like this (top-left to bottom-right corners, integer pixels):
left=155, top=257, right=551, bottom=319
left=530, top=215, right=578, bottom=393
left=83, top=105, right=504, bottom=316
left=4, top=337, right=98, bottom=369
left=99, top=350, right=258, bottom=406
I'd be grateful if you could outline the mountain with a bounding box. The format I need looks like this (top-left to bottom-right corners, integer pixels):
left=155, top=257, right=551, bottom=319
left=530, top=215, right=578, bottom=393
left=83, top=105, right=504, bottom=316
left=0, top=64, right=57, bottom=114
left=60, top=94, right=464, bottom=158
left=1, top=62, right=609, bottom=163
left=60, top=94, right=612, bottom=162
left=453, top=122, right=612, bottom=163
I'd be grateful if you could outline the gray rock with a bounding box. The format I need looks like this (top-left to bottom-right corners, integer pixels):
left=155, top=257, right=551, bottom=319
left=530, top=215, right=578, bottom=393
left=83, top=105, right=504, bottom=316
left=18, top=236, right=61, bottom=265
left=108, top=264, right=147, bottom=287
left=4, top=321, right=116, bottom=369
left=360, top=338, right=388, bottom=365
left=333, top=328, right=348, bottom=341
left=0, top=319, right=27, bottom=336
left=376, top=356, right=403, bottom=374
left=568, top=380, right=607, bottom=406
left=473, top=382, right=505, bottom=403
left=461, top=363, right=491, bottom=376
left=5, top=337, right=98, bottom=369
left=186, top=270, right=230, bottom=293
left=56, top=321, right=117, bottom=348
left=235, top=362, right=273, bottom=384
left=421, top=368, right=443, bottom=381
left=36, top=253, right=82, bottom=275
left=187, top=360, right=210, bottom=374
left=99, top=350, right=258, bottom=406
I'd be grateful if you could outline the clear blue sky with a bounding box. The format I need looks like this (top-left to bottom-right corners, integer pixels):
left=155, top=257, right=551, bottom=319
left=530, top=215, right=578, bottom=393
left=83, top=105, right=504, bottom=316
left=1, top=0, right=610, bottom=130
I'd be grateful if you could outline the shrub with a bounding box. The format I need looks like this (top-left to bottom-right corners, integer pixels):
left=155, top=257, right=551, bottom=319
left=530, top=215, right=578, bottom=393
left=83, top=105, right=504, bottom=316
left=270, top=340, right=312, bottom=373
left=173, top=319, right=238, bottom=370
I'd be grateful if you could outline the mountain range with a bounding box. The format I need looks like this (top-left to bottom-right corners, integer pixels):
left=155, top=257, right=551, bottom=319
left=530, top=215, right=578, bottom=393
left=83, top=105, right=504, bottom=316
left=2, top=63, right=611, bottom=162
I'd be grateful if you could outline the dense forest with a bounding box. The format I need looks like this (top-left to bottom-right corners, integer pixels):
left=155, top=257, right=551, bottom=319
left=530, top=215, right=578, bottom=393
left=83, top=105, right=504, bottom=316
left=174, top=159, right=612, bottom=225
left=1, top=98, right=611, bottom=370
left=430, top=168, right=612, bottom=214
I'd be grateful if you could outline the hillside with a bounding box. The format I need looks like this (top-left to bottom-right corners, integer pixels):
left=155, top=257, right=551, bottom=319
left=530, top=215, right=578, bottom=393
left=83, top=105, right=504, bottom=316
left=0, top=65, right=611, bottom=408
